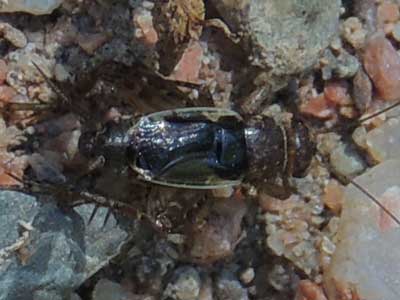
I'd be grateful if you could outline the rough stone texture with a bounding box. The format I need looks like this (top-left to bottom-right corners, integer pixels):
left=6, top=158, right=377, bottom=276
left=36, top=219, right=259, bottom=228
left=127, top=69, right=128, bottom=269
left=211, top=0, right=340, bottom=77
left=0, top=0, right=63, bottom=15
left=366, top=117, right=400, bottom=163
left=324, top=160, right=400, bottom=300
left=0, top=191, right=39, bottom=255
left=354, top=0, right=377, bottom=34
left=0, top=192, right=129, bottom=300
left=215, top=271, right=249, bottom=300
left=352, top=68, right=372, bottom=113
left=329, top=143, right=366, bottom=178
left=341, top=17, right=367, bottom=49
left=92, top=279, right=154, bottom=300
left=295, top=280, right=327, bottom=300
left=0, top=23, right=27, bottom=48
left=73, top=204, right=129, bottom=280
left=363, top=33, right=400, bottom=101
left=162, top=267, right=201, bottom=300
left=320, top=48, right=360, bottom=80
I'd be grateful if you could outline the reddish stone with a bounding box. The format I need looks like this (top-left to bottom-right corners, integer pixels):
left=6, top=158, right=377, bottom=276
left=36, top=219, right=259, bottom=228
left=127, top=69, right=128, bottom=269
left=384, top=22, right=395, bottom=35
left=0, top=85, right=17, bottom=103
left=259, top=194, right=300, bottom=213
left=0, top=60, right=8, bottom=84
left=295, top=280, right=328, bottom=300
left=77, top=32, right=111, bottom=55
left=363, top=33, right=400, bottom=101
left=324, top=80, right=352, bottom=106
left=168, top=41, right=203, bottom=84
left=186, top=198, right=246, bottom=264
left=377, top=2, right=400, bottom=28
left=300, top=94, right=335, bottom=119
left=133, top=10, right=158, bottom=46
left=323, top=180, right=344, bottom=214
left=352, top=68, right=372, bottom=113
left=375, top=187, right=400, bottom=232
left=0, top=152, right=27, bottom=187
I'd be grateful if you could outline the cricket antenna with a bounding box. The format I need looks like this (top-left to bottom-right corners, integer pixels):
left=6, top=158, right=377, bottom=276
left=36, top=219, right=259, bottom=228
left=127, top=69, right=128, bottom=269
left=319, top=98, right=400, bottom=134
left=315, top=98, right=400, bottom=226
left=348, top=177, right=400, bottom=226
left=31, top=61, right=71, bottom=107
left=345, top=99, right=400, bottom=226
left=31, top=61, right=90, bottom=118
left=357, top=98, right=400, bottom=124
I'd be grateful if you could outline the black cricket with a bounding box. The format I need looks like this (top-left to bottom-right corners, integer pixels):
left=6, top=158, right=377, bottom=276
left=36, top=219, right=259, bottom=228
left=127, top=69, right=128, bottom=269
left=4, top=61, right=400, bottom=226
left=78, top=107, right=314, bottom=197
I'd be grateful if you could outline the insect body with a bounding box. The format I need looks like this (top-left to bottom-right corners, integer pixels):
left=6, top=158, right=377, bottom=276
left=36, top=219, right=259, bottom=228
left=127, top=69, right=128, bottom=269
left=80, top=107, right=314, bottom=194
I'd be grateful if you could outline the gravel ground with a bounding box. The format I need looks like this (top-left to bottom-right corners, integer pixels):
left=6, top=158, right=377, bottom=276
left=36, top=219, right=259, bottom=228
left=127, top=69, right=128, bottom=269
left=1, top=1, right=400, bottom=300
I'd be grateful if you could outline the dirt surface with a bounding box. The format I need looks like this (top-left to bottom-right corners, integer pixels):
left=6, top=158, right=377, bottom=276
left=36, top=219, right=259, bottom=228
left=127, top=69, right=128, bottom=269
left=0, top=1, right=400, bottom=300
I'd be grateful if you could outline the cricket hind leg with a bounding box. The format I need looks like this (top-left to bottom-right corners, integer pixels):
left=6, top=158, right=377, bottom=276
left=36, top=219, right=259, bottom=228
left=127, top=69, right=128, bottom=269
left=0, top=167, right=161, bottom=230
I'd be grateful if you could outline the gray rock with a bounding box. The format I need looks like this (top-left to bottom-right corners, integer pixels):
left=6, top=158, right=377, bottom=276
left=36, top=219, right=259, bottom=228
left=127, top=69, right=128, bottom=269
left=93, top=279, right=125, bottom=300
left=162, top=267, right=201, bottom=300
left=73, top=204, right=129, bottom=279
left=321, top=49, right=360, bottom=80
left=325, top=160, right=400, bottom=300
left=352, top=68, right=372, bottom=113
left=0, top=191, right=39, bottom=250
left=0, top=22, right=27, bottom=48
left=211, top=0, right=340, bottom=90
left=215, top=271, right=248, bottom=300
left=92, top=279, right=148, bottom=300
left=0, top=192, right=129, bottom=300
left=69, top=293, right=82, bottom=300
left=0, top=0, right=63, bottom=15
left=330, top=143, right=366, bottom=178
left=365, top=117, right=400, bottom=163
left=334, top=51, right=360, bottom=78
left=0, top=201, right=86, bottom=300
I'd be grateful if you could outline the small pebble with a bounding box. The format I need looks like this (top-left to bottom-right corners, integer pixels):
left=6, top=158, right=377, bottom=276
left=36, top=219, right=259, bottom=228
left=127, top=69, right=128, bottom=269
left=352, top=68, right=372, bottom=113
left=92, top=279, right=150, bottom=300
left=69, top=294, right=82, bottom=300
left=377, top=2, right=400, bottom=28
left=54, top=64, right=71, bottom=82
left=0, top=60, right=8, bottom=84
left=168, top=41, right=203, bottom=83
left=133, top=8, right=158, bottom=46
left=363, top=33, right=400, bottom=101
left=0, top=0, right=63, bottom=15
left=393, top=23, right=400, bottom=41
left=187, top=199, right=246, bottom=264
left=198, top=277, right=213, bottom=300
left=384, top=22, right=395, bottom=35
left=339, top=106, right=358, bottom=119
left=295, top=280, right=327, bottom=300
left=352, top=126, right=368, bottom=149
left=322, top=180, right=344, bottom=214
left=330, top=143, right=366, bottom=178
left=334, top=50, right=360, bottom=78
left=366, top=117, right=400, bottom=163
left=341, top=17, right=367, bottom=49
left=215, top=272, right=249, bottom=300
left=329, top=37, right=342, bottom=52
left=162, top=267, right=201, bottom=300
left=0, top=85, right=17, bottom=103
left=324, top=80, right=352, bottom=106
left=0, top=22, right=27, bottom=48
left=77, top=32, right=111, bottom=55
left=300, top=94, right=335, bottom=120
left=240, top=268, right=255, bottom=284
left=212, top=186, right=234, bottom=198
